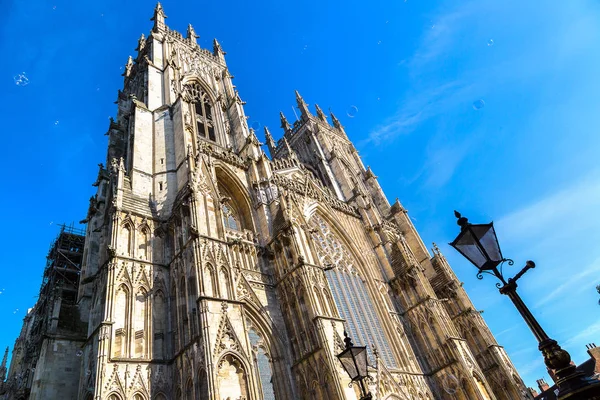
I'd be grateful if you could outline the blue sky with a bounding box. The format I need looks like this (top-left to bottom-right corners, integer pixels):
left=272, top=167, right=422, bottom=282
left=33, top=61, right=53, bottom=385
left=1, top=0, right=600, bottom=391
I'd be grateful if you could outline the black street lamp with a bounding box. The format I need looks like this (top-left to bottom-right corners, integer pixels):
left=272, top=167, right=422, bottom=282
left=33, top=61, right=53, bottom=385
left=450, top=211, right=600, bottom=399
left=336, top=332, right=373, bottom=400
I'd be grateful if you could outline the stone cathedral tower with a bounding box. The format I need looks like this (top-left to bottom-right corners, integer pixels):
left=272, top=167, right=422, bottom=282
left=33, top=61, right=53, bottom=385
left=70, top=3, right=531, bottom=400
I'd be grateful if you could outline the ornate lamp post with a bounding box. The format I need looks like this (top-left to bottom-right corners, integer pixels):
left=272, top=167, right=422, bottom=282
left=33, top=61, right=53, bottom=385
left=336, top=332, right=373, bottom=400
left=450, top=211, right=600, bottom=399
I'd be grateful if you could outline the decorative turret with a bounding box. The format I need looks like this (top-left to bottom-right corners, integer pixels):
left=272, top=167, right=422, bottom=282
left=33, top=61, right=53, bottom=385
left=264, top=126, right=276, bottom=158
left=213, top=38, right=226, bottom=60
left=187, top=24, right=199, bottom=43
left=151, top=2, right=167, bottom=32
left=295, top=90, right=311, bottom=120
left=280, top=111, right=291, bottom=132
left=315, top=104, right=328, bottom=123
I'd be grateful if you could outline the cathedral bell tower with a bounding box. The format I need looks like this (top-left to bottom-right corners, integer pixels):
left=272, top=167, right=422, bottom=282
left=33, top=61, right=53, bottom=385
left=73, top=3, right=532, bottom=400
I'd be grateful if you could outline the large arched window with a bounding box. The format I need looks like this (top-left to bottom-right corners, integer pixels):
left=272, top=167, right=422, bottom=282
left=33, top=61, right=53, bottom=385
left=309, top=214, right=397, bottom=368
left=249, top=329, right=276, bottom=400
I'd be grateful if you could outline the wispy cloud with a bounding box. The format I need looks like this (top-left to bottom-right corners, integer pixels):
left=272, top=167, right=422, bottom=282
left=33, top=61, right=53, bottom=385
left=533, top=258, right=600, bottom=308
left=564, top=320, right=600, bottom=349
left=496, top=171, right=600, bottom=247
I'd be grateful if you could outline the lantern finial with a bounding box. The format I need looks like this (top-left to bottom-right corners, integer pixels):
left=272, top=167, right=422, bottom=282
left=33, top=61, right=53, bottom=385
left=454, top=210, right=469, bottom=230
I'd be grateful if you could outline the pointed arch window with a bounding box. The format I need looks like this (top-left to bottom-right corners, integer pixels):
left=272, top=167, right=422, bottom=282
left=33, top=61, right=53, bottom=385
left=194, top=94, right=216, bottom=142
left=309, top=214, right=397, bottom=368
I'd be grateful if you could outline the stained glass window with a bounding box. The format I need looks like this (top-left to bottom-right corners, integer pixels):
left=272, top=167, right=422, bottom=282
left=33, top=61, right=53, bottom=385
left=309, top=215, right=397, bottom=368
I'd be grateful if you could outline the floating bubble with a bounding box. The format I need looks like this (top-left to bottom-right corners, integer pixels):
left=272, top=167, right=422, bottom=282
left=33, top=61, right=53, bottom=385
left=14, top=72, right=29, bottom=86
left=442, top=374, right=460, bottom=394
left=85, top=369, right=92, bottom=376
left=472, top=99, right=485, bottom=110
left=52, top=5, right=56, bottom=10
left=54, top=121, right=59, bottom=125
left=13, top=308, right=19, bottom=314
left=346, top=105, right=359, bottom=118
left=76, top=350, right=83, bottom=357
left=487, top=39, right=494, bottom=47
left=251, top=121, right=261, bottom=131
left=377, top=40, right=382, bottom=45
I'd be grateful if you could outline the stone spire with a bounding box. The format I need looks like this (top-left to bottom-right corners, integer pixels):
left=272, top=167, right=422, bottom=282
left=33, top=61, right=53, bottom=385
left=315, top=104, right=328, bottom=123
left=264, top=126, right=276, bottom=158
left=280, top=111, right=291, bottom=132
left=187, top=24, right=199, bottom=43
left=213, top=38, right=226, bottom=59
left=151, top=2, right=167, bottom=32
left=0, top=347, right=8, bottom=381
left=295, top=90, right=311, bottom=120
left=330, top=111, right=343, bottom=130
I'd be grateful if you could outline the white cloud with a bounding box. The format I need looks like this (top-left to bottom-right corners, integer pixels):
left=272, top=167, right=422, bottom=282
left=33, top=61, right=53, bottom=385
left=564, top=320, right=600, bottom=349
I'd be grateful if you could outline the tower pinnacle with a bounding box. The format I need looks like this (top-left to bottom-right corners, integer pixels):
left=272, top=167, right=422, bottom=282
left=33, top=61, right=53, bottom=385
left=330, top=111, right=343, bottom=130
left=213, top=38, right=226, bottom=58
left=264, top=126, right=276, bottom=158
left=315, top=104, right=328, bottom=123
left=187, top=24, right=199, bottom=43
left=280, top=112, right=291, bottom=132
left=151, top=2, right=167, bottom=32
left=295, top=90, right=311, bottom=120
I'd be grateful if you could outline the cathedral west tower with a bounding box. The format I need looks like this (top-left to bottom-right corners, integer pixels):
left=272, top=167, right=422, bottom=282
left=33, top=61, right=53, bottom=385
left=4, top=3, right=532, bottom=400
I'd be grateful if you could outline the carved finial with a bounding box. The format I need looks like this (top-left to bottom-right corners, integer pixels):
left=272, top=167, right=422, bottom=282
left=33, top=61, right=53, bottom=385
left=454, top=211, right=469, bottom=230
left=343, top=331, right=354, bottom=348
left=295, top=90, right=310, bottom=120
left=330, top=111, right=342, bottom=130
left=315, top=104, right=328, bottom=122
left=280, top=111, right=291, bottom=131
left=213, top=38, right=226, bottom=57
left=432, top=242, right=441, bottom=255
left=136, top=33, right=146, bottom=52
left=151, top=2, right=167, bottom=32
left=264, top=126, right=276, bottom=157
left=187, top=24, right=199, bottom=43
left=123, top=55, right=134, bottom=78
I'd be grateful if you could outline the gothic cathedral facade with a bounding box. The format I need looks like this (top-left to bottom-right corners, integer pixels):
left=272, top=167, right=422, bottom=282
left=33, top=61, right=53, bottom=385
left=73, top=4, right=531, bottom=400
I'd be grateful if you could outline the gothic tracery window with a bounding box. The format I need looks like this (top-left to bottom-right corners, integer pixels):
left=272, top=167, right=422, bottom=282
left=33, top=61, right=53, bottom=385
left=309, top=214, right=397, bottom=368
left=194, top=94, right=216, bottom=142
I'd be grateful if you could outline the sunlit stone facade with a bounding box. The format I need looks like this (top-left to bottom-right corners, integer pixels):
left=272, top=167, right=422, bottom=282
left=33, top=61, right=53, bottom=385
left=6, top=3, right=534, bottom=400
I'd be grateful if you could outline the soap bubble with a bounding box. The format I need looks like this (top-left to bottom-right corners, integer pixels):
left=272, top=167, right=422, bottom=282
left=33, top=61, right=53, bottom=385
left=54, top=121, right=59, bottom=125
left=472, top=99, right=485, bottom=110
left=76, top=350, right=83, bottom=357
left=251, top=121, right=261, bottom=131
left=442, top=374, right=460, bottom=394
left=85, top=369, right=92, bottom=376
left=346, top=105, right=359, bottom=118
left=14, top=72, right=29, bottom=86
left=487, top=39, right=494, bottom=47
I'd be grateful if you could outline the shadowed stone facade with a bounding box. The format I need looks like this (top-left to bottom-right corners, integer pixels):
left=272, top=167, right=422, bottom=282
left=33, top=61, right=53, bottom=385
left=2, top=3, right=533, bottom=400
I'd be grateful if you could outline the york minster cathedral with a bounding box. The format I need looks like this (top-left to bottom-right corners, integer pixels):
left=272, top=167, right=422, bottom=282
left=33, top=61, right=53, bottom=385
left=1, top=3, right=532, bottom=400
